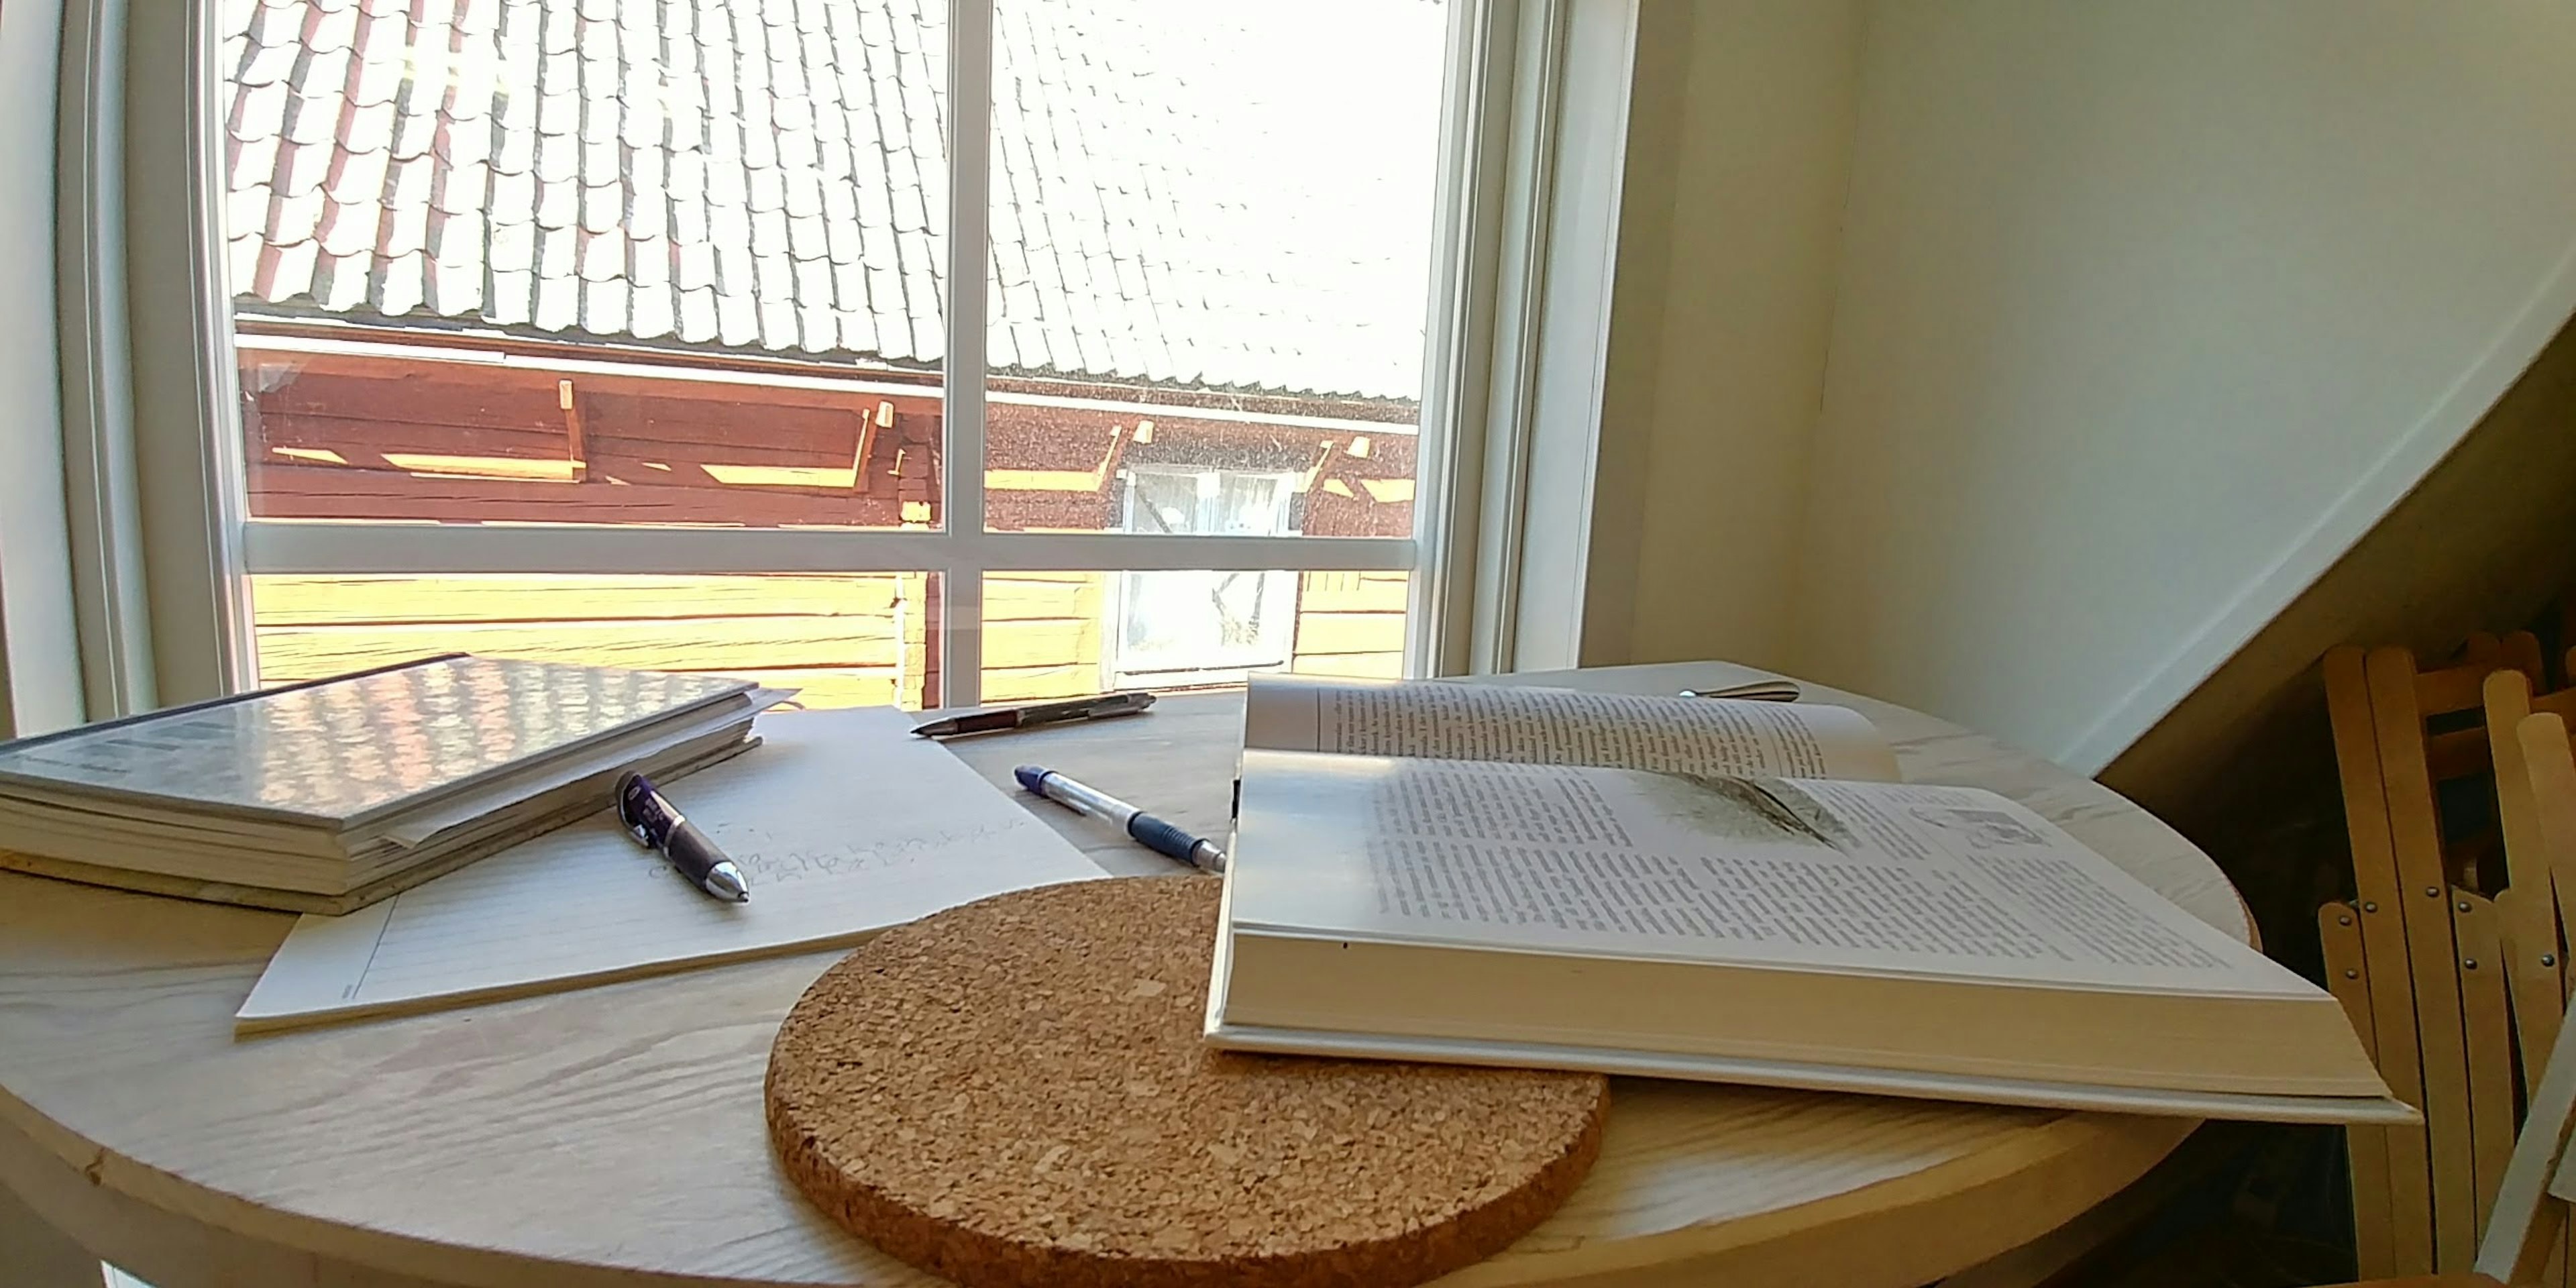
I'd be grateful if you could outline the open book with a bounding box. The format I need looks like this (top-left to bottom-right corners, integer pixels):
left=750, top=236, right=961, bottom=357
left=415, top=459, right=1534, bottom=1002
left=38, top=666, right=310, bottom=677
left=1207, top=676, right=2408, bottom=1124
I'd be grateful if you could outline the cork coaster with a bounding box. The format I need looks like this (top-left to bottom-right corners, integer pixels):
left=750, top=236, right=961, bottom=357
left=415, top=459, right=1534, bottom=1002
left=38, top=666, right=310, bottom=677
left=766, top=877, right=1609, bottom=1288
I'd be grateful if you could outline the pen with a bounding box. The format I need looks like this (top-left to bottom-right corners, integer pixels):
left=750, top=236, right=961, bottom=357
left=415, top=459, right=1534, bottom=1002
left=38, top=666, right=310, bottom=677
left=1678, top=679, right=1801, bottom=702
left=1014, top=765, right=1226, bottom=873
left=911, top=691, right=1157, bottom=739
left=615, top=771, right=750, bottom=902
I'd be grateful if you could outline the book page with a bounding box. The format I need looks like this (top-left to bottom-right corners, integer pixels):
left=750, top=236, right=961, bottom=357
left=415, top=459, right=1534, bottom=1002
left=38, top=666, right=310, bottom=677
left=1228, top=751, right=2308, bottom=998
left=1242, top=676, right=1899, bottom=782
left=236, top=706, right=1104, bottom=1031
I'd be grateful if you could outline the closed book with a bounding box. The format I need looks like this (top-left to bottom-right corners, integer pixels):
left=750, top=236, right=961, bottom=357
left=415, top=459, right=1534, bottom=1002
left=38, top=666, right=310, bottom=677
left=0, top=655, right=776, bottom=911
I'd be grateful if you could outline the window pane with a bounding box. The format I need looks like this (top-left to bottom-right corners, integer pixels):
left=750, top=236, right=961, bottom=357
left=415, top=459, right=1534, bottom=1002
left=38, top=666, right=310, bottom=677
left=979, top=0, right=1442, bottom=543
left=249, top=573, right=943, bottom=710
left=221, top=0, right=948, bottom=529
left=980, top=570, right=1407, bottom=702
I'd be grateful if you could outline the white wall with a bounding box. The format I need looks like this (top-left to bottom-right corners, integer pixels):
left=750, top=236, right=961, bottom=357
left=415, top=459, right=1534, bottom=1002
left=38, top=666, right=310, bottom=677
left=1621, top=0, right=1860, bottom=671
left=0, top=0, right=83, bottom=737
left=1789, top=0, right=2576, bottom=770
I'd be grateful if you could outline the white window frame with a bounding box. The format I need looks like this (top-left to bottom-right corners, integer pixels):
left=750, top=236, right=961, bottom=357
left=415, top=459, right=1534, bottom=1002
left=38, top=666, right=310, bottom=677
left=0, top=0, right=84, bottom=737
left=53, top=0, right=1650, bottom=715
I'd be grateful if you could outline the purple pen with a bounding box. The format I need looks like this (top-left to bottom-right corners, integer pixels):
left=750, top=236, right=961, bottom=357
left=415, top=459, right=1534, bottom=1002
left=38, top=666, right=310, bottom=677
left=616, top=771, right=750, bottom=902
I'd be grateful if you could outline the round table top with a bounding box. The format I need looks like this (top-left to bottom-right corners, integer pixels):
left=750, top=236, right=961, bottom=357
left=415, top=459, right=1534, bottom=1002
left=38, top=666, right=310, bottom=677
left=0, top=661, right=2247, bottom=1288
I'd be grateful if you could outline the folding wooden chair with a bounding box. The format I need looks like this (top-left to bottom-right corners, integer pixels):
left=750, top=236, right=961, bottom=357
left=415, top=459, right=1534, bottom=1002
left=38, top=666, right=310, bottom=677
left=2492, top=696, right=2576, bottom=1288
left=2312, top=983, right=2576, bottom=1287
left=2486, top=672, right=2571, bottom=1061
left=2354, top=674, right=2576, bottom=1288
left=2317, top=724, right=2576, bottom=1288
left=2328, top=638, right=2546, bottom=1275
left=2384, top=640, right=2540, bottom=1264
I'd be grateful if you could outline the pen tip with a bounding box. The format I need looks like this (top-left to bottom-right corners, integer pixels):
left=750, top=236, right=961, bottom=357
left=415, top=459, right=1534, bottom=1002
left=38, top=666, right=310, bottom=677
left=706, top=865, right=750, bottom=902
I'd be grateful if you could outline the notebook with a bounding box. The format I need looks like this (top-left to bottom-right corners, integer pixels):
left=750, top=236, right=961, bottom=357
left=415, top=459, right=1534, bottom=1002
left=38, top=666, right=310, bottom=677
left=0, top=655, right=772, bottom=912
left=1203, top=676, right=2410, bottom=1124
left=236, top=705, right=1106, bottom=1032
left=0, top=655, right=756, bottom=825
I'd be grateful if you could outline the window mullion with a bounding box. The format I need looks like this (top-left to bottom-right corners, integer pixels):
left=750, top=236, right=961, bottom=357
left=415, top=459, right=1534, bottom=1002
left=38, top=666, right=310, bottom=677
left=938, top=0, right=997, bottom=708
left=241, top=522, right=1413, bottom=576
left=941, top=568, right=984, bottom=710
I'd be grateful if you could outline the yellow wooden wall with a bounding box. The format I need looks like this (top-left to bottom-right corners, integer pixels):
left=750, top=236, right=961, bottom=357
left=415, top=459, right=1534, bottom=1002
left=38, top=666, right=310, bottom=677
left=252, top=574, right=932, bottom=709
left=1289, top=570, right=1406, bottom=678
left=252, top=569, right=1409, bottom=708
left=980, top=572, right=1108, bottom=702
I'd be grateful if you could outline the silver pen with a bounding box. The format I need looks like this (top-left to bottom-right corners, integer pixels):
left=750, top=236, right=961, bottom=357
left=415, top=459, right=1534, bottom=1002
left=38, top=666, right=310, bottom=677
left=1678, top=679, right=1801, bottom=702
left=615, top=771, right=750, bottom=902
left=910, top=691, right=1157, bottom=738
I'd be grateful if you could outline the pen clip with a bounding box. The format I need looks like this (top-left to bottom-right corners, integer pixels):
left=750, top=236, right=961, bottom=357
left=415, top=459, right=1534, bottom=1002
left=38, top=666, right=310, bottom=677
left=616, top=771, right=665, bottom=848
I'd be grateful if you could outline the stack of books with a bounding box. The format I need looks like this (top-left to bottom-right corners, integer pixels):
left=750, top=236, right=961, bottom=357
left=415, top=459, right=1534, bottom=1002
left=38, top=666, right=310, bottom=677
left=1203, top=676, right=2412, bottom=1124
left=0, top=654, right=780, bottom=913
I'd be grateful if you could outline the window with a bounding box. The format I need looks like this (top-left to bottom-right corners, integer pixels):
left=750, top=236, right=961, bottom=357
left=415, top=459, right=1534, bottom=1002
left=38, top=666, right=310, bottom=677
left=1110, top=467, right=1298, bottom=684
left=49, top=0, right=1631, bottom=721
left=186, top=0, right=1462, bottom=709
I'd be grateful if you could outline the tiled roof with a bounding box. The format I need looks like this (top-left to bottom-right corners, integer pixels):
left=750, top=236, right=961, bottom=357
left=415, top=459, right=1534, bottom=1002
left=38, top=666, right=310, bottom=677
left=218, top=0, right=1445, bottom=401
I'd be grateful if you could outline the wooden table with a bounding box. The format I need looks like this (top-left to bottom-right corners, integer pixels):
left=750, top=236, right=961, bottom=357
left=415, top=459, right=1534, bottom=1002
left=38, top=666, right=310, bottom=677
left=0, top=661, right=2249, bottom=1288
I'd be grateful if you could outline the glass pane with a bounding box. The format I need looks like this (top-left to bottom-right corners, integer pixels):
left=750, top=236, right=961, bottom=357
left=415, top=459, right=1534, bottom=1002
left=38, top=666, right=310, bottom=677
left=249, top=572, right=943, bottom=710
left=980, top=0, right=1442, bottom=541
left=980, top=570, right=1407, bottom=703
left=220, top=0, right=947, bottom=528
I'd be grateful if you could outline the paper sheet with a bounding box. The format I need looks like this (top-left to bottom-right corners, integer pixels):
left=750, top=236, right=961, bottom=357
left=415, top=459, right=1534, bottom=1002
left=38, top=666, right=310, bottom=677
left=237, top=706, right=1104, bottom=1031
left=1229, top=751, right=2311, bottom=998
left=1242, top=675, right=1900, bottom=782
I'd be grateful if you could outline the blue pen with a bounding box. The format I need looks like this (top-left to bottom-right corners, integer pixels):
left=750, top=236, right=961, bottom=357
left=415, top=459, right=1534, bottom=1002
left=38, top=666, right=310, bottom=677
left=1014, top=766, right=1227, bottom=873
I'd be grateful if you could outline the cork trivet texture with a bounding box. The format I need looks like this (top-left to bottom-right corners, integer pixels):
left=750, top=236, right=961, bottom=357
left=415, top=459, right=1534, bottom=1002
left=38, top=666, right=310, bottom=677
left=765, top=876, right=1609, bottom=1288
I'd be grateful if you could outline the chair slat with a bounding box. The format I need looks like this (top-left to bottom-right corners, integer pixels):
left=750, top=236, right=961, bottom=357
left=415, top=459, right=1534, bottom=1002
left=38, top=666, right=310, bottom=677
left=2373, top=646, right=2483, bottom=1268
left=2332, top=645, right=2440, bottom=1275
left=2326, top=901, right=2400, bottom=1279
